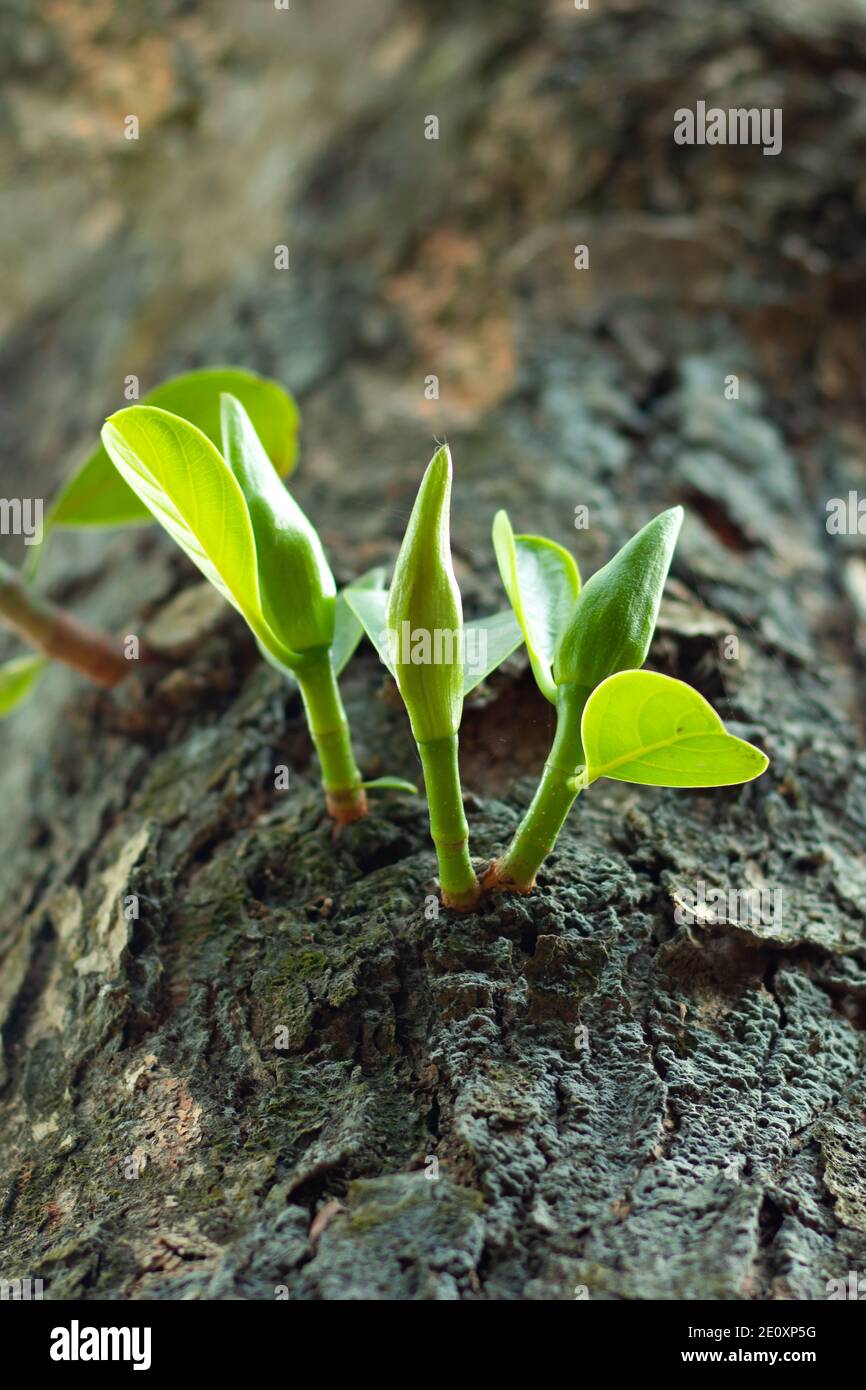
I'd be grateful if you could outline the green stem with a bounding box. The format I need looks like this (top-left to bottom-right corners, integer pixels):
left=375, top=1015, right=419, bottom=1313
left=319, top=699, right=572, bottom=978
left=487, top=684, right=590, bottom=893
left=417, top=734, right=480, bottom=911
left=296, top=649, right=367, bottom=825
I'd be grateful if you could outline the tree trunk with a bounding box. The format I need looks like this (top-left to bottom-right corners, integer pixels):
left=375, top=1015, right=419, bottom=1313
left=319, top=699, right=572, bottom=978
left=2, top=0, right=866, bottom=1301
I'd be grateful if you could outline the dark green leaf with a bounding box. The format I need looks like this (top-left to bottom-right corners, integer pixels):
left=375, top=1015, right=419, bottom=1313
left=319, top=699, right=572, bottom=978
left=555, top=507, right=682, bottom=692
left=267, top=568, right=388, bottom=685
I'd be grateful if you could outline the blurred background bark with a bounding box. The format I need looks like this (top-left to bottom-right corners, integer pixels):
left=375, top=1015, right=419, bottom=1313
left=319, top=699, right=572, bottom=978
left=1, top=0, right=865, bottom=1299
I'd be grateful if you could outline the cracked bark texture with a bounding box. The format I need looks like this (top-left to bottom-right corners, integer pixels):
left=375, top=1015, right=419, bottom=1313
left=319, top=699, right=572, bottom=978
left=2, top=0, right=866, bottom=1300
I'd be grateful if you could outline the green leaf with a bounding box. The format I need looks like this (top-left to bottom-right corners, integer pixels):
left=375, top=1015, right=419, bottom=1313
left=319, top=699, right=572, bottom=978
left=386, top=446, right=465, bottom=743
left=0, top=653, right=47, bottom=718
left=462, top=609, right=524, bottom=695
left=265, top=567, right=388, bottom=685
left=492, top=510, right=580, bottom=703
left=50, top=368, right=299, bottom=530
left=220, top=394, right=334, bottom=655
left=555, top=507, right=682, bottom=693
left=341, top=587, right=393, bottom=675
left=361, top=776, right=419, bottom=794
left=333, top=567, right=387, bottom=677
left=581, top=669, right=769, bottom=788
left=101, top=405, right=289, bottom=660
left=256, top=639, right=295, bottom=682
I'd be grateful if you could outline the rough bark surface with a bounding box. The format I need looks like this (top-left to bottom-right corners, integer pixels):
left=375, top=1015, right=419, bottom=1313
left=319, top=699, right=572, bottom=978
left=1, top=0, right=866, bottom=1300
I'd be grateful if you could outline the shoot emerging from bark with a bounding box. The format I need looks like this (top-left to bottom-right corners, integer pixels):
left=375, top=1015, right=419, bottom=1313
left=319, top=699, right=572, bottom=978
left=485, top=508, right=769, bottom=893
left=101, top=395, right=368, bottom=825
left=344, top=446, right=522, bottom=909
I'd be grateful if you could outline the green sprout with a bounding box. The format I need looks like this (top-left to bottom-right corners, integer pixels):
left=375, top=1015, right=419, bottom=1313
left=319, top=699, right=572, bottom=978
left=345, top=446, right=522, bottom=910
left=0, top=558, right=130, bottom=718
left=100, top=394, right=374, bottom=825
left=47, top=366, right=300, bottom=534
left=484, top=507, right=769, bottom=893
left=1, top=367, right=302, bottom=720
left=13, top=358, right=772, bottom=910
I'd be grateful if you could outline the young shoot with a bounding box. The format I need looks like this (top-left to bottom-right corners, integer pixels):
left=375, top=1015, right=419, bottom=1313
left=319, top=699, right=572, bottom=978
left=49, top=366, right=300, bottom=533
left=344, top=446, right=522, bottom=910
left=100, top=394, right=371, bottom=825
left=0, top=558, right=130, bottom=718
left=485, top=507, right=769, bottom=893
left=4, top=366, right=300, bottom=717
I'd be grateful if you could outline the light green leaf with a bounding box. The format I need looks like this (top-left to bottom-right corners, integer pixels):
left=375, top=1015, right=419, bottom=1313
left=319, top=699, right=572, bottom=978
left=50, top=367, right=299, bottom=529
left=362, top=776, right=418, bottom=794
left=333, top=567, right=387, bottom=677
left=462, top=610, right=524, bottom=695
left=0, top=653, right=47, bottom=718
left=492, top=510, right=580, bottom=703
left=581, top=669, right=769, bottom=788
left=342, top=587, right=393, bottom=675
left=220, top=393, right=334, bottom=655
left=265, top=568, right=388, bottom=686
left=257, top=639, right=295, bottom=682
left=101, top=405, right=287, bottom=659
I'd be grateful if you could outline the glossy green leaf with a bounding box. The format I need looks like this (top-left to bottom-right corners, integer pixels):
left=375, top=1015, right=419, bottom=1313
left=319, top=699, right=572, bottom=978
left=581, top=669, right=769, bottom=788
left=0, top=653, right=47, bottom=718
left=555, top=507, right=682, bottom=692
left=332, top=561, right=386, bottom=675
left=462, top=609, right=524, bottom=695
left=256, top=639, right=294, bottom=682
left=50, top=368, right=299, bottom=529
left=266, top=567, right=388, bottom=685
left=220, top=393, right=334, bottom=654
left=333, top=567, right=387, bottom=677
left=101, top=405, right=289, bottom=660
left=386, top=446, right=465, bottom=743
left=341, top=587, right=393, bottom=674
left=492, top=510, right=580, bottom=703
left=361, top=776, right=419, bottom=794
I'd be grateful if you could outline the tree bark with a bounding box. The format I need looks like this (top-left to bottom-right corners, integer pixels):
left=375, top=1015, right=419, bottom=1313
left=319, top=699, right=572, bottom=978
left=1, top=0, right=866, bottom=1300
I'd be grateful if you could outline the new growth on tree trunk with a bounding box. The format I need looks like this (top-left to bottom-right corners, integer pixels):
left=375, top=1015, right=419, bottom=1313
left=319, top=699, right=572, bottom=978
left=381, top=447, right=480, bottom=909
left=100, top=392, right=371, bottom=826
left=484, top=507, right=768, bottom=892
left=20, top=365, right=768, bottom=896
